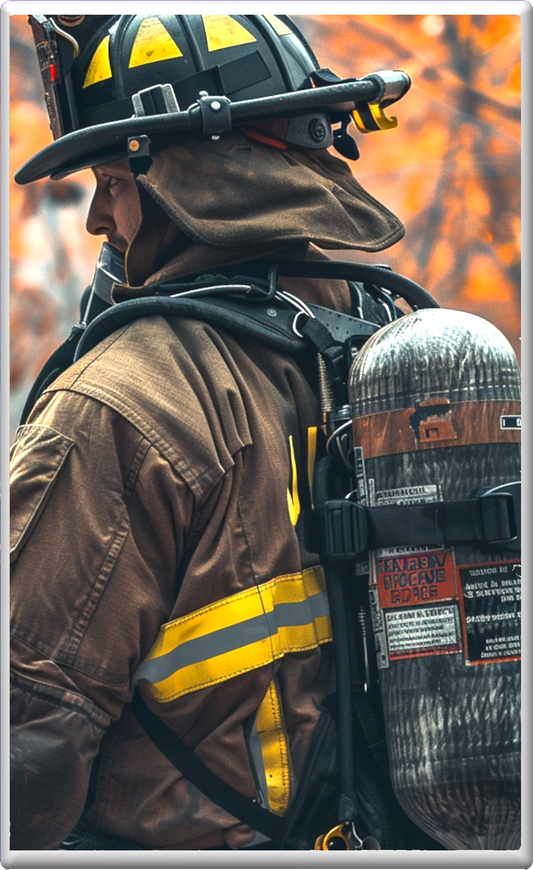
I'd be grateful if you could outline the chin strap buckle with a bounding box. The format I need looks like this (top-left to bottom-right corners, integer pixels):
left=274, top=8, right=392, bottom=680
left=127, top=135, right=152, bottom=176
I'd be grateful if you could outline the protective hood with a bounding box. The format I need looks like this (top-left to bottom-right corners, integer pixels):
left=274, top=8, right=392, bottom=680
left=124, top=132, right=405, bottom=287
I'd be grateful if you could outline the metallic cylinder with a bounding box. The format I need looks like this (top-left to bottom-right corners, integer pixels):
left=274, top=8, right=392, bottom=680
left=348, top=308, right=521, bottom=849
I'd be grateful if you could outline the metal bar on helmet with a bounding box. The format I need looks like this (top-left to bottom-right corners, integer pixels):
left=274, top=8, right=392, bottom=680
left=15, top=72, right=411, bottom=184
left=218, top=77, right=382, bottom=124
left=28, top=14, right=81, bottom=137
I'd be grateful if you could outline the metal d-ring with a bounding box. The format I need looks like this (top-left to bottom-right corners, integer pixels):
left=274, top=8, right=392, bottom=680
left=292, top=310, right=308, bottom=338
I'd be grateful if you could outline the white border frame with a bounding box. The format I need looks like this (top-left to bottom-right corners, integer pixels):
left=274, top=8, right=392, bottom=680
left=2, top=2, right=531, bottom=867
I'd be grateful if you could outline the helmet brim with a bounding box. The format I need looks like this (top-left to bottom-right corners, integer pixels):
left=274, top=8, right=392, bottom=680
left=15, top=77, right=385, bottom=184
left=15, top=113, right=186, bottom=184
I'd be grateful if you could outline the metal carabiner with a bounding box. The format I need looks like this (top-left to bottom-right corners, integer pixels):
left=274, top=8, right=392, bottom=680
left=315, top=821, right=381, bottom=851
left=314, top=823, right=356, bottom=851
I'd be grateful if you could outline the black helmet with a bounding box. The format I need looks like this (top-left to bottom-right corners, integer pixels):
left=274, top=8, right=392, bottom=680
left=16, top=14, right=410, bottom=184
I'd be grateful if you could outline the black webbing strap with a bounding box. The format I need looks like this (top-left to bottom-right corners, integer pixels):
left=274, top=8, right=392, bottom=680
left=299, top=317, right=346, bottom=406
left=368, top=489, right=519, bottom=550
left=351, top=694, right=389, bottom=776
left=129, top=690, right=283, bottom=841
left=312, top=456, right=361, bottom=830
left=305, top=482, right=521, bottom=558
left=79, top=52, right=271, bottom=128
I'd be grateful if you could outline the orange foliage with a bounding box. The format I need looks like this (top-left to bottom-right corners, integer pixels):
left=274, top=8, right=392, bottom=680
left=10, top=17, right=101, bottom=432
left=297, top=14, right=520, bottom=355
left=507, top=63, right=521, bottom=95
left=9, top=14, right=521, bottom=434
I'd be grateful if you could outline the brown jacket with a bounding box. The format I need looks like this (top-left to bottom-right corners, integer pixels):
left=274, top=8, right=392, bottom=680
left=10, top=266, right=351, bottom=850
left=11, top=136, right=403, bottom=850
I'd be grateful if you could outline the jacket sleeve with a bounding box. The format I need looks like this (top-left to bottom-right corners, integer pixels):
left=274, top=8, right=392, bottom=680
left=10, top=389, right=196, bottom=850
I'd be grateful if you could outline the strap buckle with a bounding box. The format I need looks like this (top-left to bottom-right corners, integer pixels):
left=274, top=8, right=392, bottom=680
left=474, top=481, right=520, bottom=550
left=132, top=83, right=180, bottom=117
left=315, top=823, right=352, bottom=851
left=127, top=135, right=152, bottom=176
left=306, top=499, right=368, bottom=562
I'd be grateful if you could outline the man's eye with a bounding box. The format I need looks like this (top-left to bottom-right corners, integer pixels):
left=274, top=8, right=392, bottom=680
left=100, top=174, right=120, bottom=188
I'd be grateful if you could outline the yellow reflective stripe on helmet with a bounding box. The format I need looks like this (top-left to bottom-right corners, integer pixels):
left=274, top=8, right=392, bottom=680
left=264, top=15, right=292, bottom=36
left=202, top=15, right=257, bottom=52
left=255, top=679, right=290, bottom=816
left=83, top=36, right=112, bottom=88
left=133, top=567, right=331, bottom=702
left=129, top=17, right=183, bottom=68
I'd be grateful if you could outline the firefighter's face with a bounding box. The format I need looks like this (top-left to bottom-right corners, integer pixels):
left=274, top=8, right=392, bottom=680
left=86, top=159, right=141, bottom=253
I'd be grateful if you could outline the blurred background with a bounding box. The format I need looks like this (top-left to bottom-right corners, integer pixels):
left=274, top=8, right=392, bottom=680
left=10, top=14, right=521, bottom=440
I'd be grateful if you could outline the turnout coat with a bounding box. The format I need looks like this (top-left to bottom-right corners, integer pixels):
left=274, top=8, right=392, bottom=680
left=10, top=133, right=403, bottom=850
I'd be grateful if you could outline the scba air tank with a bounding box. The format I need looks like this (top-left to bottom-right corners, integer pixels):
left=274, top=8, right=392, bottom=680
left=348, top=308, right=520, bottom=850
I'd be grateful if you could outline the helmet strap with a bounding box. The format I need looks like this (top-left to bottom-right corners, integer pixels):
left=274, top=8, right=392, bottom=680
left=128, top=135, right=152, bottom=177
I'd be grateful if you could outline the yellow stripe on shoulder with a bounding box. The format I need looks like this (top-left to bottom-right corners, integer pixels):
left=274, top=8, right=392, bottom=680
left=134, top=566, right=331, bottom=702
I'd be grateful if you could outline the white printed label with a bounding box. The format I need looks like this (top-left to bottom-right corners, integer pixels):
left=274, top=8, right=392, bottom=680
left=385, top=604, right=461, bottom=659
left=368, top=587, right=389, bottom=669
left=375, top=484, right=439, bottom=506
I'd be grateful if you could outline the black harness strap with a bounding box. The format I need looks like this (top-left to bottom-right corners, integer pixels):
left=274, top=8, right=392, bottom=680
left=312, top=455, right=361, bottom=831
left=73, top=295, right=377, bottom=362
left=130, top=691, right=283, bottom=841
left=305, top=482, right=521, bottom=557
left=79, top=53, right=273, bottom=127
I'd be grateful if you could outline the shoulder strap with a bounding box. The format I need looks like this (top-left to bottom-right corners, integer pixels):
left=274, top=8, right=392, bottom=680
left=73, top=294, right=378, bottom=362
left=21, top=259, right=437, bottom=424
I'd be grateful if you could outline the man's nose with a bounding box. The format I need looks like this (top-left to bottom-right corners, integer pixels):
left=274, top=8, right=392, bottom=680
left=86, top=191, right=113, bottom=237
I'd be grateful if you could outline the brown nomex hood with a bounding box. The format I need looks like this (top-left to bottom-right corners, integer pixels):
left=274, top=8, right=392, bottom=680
left=123, top=131, right=405, bottom=288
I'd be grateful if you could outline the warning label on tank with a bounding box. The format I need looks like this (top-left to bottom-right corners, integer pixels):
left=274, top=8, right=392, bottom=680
left=375, top=484, right=438, bottom=506
left=369, top=586, right=389, bottom=669
left=457, top=561, right=521, bottom=665
left=385, top=604, right=462, bottom=659
left=377, top=549, right=456, bottom=608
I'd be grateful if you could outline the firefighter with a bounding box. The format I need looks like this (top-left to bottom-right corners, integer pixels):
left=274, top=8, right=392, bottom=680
left=10, top=14, right=407, bottom=850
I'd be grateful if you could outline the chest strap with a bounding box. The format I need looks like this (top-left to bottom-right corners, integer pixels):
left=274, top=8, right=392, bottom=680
left=130, top=690, right=284, bottom=842
left=305, top=481, right=521, bottom=560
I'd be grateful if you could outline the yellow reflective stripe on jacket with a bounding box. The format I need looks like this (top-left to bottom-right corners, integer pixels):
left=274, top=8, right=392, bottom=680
left=286, top=434, right=300, bottom=526
left=255, top=679, right=291, bottom=816
left=307, top=426, right=318, bottom=510
left=133, top=567, right=331, bottom=702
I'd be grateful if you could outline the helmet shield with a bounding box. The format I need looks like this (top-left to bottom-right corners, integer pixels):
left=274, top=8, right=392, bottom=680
left=22, top=13, right=319, bottom=176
